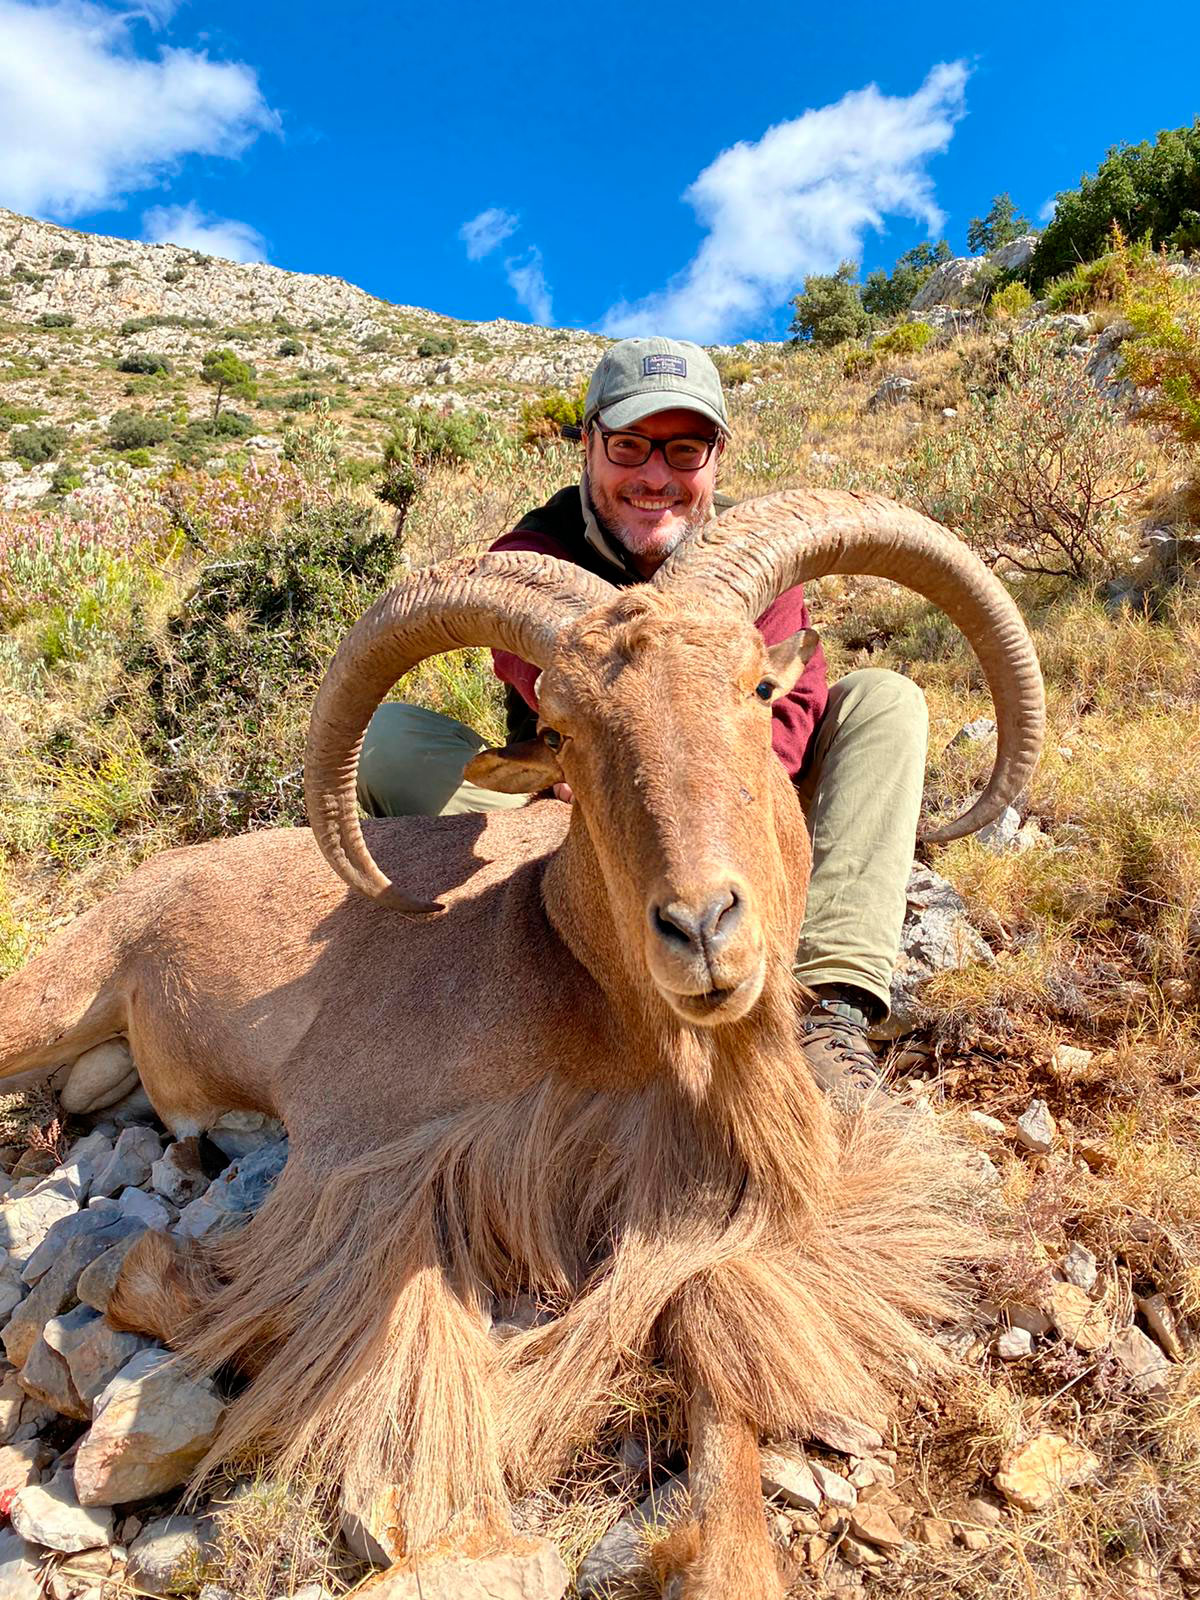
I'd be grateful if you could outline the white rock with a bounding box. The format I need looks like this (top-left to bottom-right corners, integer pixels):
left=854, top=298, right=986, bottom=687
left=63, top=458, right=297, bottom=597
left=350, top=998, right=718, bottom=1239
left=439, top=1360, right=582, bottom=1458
left=149, top=1141, right=208, bottom=1206
left=205, top=1112, right=285, bottom=1162
left=10, top=1471, right=112, bottom=1553
left=59, top=1043, right=138, bottom=1115
left=1061, top=1242, right=1098, bottom=1293
left=951, top=717, right=997, bottom=745
left=976, top=805, right=1022, bottom=853
left=0, top=1265, right=26, bottom=1322
left=0, top=1531, right=41, bottom=1600
left=1052, top=1045, right=1094, bottom=1078
left=997, top=1327, right=1034, bottom=1360
left=117, top=1188, right=172, bottom=1229
left=1111, top=1326, right=1171, bottom=1394
left=968, top=1111, right=1006, bottom=1137
left=879, top=866, right=993, bottom=1037
left=74, top=1349, right=225, bottom=1505
left=809, top=1414, right=884, bottom=1457
left=363, top=1541, right=568, bottom=1599
left=576, top=1476, right=688, bottom=1597
left=91, top=1128, right=163, bottom=1199
left=0, top=1179, right=79, bottom=1265
left=1137, top=1293, right=1187, bottom=1362
left=127, top=1515, right=206, bottom=1596
left=44, top=1305, right=154, bottom=1411
left=810, top=1462, right=857, bottom=1509
left=1015, top=1099, right=1056, bottom=1154
left=761, top=1446, right=821, bottom=1511
left=989, top=235, right=1039, bottom=273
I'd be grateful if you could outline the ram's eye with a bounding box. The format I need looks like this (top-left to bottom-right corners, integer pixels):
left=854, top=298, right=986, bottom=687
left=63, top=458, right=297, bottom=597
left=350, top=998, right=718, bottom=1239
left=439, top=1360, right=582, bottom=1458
left=754, top=680, right=775, bottom=702
left=542, top=728, right=563, bottom=752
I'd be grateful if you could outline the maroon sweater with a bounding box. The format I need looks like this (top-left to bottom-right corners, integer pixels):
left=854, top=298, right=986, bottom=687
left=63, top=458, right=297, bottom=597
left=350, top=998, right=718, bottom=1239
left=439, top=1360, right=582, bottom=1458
left=488, top=486, right=829, bottom=782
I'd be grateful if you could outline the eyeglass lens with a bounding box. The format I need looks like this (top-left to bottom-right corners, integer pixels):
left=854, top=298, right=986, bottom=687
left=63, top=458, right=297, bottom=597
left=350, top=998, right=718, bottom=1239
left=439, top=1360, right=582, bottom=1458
left=603, top=432, right=714, bottom=469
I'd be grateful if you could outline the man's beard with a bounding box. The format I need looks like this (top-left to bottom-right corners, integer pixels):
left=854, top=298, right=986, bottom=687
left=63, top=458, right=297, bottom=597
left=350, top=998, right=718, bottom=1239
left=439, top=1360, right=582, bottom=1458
left=587, top=474, right=714, bottom=565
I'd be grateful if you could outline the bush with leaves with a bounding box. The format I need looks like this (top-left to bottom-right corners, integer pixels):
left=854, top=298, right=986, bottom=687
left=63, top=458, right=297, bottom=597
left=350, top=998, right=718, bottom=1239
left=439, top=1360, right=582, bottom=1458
left=861, top=241, right=952, bottom=318
left=901, top=335, right=1150, bottom=577
left=1120, top=270, right=1200, bottom=442
left=117, top=350, right=173, bottom=376
left=986, top=281, right=1035, bottom=321
left=789, top=262, right=871, bottom=347
left=967, top=194, right=1032, bottom=255
left=9, top=424, right=68, bottom=465
left=107, top=410, right=171, bottom=451
left=872, top=321, right=934, bottom=357
left=276, top=337, right=303, bottom=357
left=127, top=500, right=400, bottom=834
left=1030, top=119, right=1200, bottom=289
left=49, top=249, right=76, bottom=269
left=416, top=331, right=457, bottom=358
left=36, top=311, right=74, bottom=329
left=519, top=384, right=586, bottom=446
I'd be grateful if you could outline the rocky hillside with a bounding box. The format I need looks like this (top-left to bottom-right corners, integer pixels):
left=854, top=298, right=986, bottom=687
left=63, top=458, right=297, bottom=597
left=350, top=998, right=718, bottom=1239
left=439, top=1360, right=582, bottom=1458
left=0, top=207, right=607, bottom=506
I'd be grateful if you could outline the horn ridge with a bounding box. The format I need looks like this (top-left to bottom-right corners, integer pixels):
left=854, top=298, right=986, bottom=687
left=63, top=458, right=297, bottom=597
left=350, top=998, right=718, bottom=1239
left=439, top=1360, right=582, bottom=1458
left=305, top=551, right=615, bottom=911
left=655, top=489, right=1045, bottom=842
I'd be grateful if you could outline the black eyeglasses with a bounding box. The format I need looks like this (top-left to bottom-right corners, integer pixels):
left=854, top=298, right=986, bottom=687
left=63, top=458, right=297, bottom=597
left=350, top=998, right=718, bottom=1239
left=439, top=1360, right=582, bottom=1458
left=592, top=425, right=719, bottom=471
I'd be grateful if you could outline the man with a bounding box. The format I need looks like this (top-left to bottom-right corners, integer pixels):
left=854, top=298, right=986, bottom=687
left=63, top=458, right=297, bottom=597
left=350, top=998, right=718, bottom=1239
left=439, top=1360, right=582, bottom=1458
left=358, top=337, right=928, bottom=1098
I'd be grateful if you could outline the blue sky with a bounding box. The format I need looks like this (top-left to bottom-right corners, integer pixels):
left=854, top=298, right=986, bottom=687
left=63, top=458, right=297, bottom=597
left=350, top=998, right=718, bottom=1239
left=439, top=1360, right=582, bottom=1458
left=2, top=0, right=1198, bottom=342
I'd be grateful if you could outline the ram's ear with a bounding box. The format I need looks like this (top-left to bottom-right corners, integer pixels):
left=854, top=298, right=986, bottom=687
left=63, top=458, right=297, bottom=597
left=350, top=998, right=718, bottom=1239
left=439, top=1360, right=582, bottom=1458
left=760, top=629, right=820, bottom=700
left=464, top=737, right=561, bottom=795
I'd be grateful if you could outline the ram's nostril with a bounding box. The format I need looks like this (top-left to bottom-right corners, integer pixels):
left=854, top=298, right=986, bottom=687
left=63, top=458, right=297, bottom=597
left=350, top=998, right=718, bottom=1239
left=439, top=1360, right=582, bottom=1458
left=653, top=902, right=701, bottom=949
left=709, top=888, right=742, bottom=940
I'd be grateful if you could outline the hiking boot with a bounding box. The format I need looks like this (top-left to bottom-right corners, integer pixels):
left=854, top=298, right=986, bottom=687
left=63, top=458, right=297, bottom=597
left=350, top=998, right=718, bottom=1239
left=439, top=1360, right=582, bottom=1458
left=798, top=991, right=887, bottom=1112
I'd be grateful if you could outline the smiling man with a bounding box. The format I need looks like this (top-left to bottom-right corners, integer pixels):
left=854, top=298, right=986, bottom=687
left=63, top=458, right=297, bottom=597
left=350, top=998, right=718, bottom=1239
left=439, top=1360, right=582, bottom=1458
left=357, top=337, right=930, bottom=1103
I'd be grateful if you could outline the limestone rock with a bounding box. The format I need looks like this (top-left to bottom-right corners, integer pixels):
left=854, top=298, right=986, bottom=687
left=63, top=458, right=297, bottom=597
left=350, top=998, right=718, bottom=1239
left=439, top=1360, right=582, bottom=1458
left=73, top=1349, right=225, bottom=1505
left=847, top=1503, right=904, bottom=1549
left=59, top=1042, right=138, bottom=1115
left=1061, top=1242, right=1098, bottom=1293
left=4, top=1216, right=140, bottom=1368
left=21, top=1203, right=124, bottom=1286
left=117, top=1187, right=172, bottom=1229
left=91, top=1127, right=163, bottom=1199
left=997, top=1326, right=1033, bottom=1360
left=127, top=1515, right=207, bottom=1596
left=149, top=1141, right=208, bottom=1207
left=44, top=1304, right=155, bottom=1411
left=810, top=1463, right=857, bottom=1509
left=1007, top=1303, right=1054, bottom=1337
left=11, top=1470, right=113, bottom=1552
left=868, top=375, right=915, bottom=410
left=576, top=1476, right=688, bottom=1597
left=761, top=1446, right=821, bottom=1511
left=917, top=1516, right=954, bottom=1547
left=809, top=1414, right=884, bottom=1457
left=0, top=1265, right=26, bottom=1323
left=969, top=1111, right=1006, bottom=1137
left=361, top=1540, right=569, bottom=1599
left=1049, top=1282, right=1110, bottom=1352
left=0, top=1441, right=45, bottom=1496
left=1015, top=1099, right=1056, bottom=1154
left=76, top=1228, right=147, bottom=1315
left=994, top=1433, right=1099, bottom=1511
left=205, top=1112, right=285, bottom=1162
left=988, top=235, right=1039, bottom=273
left=879, top=866, right=993, bottom=1037
left=0, top=1375, right=51, bottom=1446
left=0, top=1178, right=79, bottom=1265
left=55, top=1133, right=116, bottom=1202
left=17, top=1332, right=87, bottom=1420
left=951, top=717, right=997, bottom=745
left=1111, top=1325, right=1171, bottom=1394
left=976, top=805, right=1022, bottom=853
left=1052, top=1045, right=1094, bottom=1079
left=910, top=256, right=987, bottom=313
left=0, top=1531, right=41, bottom=1600
left=174, top=1140, right=287, bottom=1238
left=1138, top=1293, right=1187, bottom=1361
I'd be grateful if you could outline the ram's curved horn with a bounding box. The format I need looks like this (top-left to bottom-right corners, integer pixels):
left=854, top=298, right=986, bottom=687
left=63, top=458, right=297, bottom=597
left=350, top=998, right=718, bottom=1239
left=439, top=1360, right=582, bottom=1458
left=305, top=552, right=615, bottom=912
left=655, top=489, right=1044, bottom=841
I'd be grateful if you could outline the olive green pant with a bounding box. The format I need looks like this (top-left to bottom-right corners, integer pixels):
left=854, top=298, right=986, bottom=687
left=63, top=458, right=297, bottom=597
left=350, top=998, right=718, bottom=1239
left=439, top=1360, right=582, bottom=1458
left=357, top=669, right=927, bottom=1014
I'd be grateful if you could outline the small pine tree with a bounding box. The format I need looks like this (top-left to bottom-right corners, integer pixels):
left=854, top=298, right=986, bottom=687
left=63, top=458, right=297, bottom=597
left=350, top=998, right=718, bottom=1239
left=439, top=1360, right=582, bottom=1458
left=788, top=262, right=870, bottom=347
left=861, top=241, right=953, bottom=317
left=966, top=194, right=1032, bottom=255
left=200, top=348, right=256, bottom=421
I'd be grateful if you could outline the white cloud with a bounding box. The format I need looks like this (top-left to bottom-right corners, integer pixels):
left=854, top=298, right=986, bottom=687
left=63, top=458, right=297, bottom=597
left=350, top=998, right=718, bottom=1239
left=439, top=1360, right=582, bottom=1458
left=0, top=0, right=278, bottom=218
left=459, top=206, right=518, bottom=261
left=143, top=201, right=266, bottom=262
left=505, top=246, right=553, bottom=325
left=602, top=61, right=969, bottom=343
left=1038, top=196, right=1058, bottom=224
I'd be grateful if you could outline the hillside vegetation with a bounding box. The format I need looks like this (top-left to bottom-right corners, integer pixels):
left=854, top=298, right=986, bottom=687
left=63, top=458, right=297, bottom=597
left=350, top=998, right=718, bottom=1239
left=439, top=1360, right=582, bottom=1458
left=0, top=204, right=1199, bottom=1599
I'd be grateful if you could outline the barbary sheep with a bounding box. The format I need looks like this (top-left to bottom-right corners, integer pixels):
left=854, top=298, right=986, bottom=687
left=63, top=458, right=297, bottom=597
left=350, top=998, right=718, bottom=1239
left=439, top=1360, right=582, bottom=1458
left=0, top=490, right=1043, bottom=1598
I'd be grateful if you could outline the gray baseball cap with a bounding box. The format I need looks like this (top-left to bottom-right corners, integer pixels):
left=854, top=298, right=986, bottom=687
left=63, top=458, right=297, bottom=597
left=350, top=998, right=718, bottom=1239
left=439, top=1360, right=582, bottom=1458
left=584, top=337, right=730, bottom=436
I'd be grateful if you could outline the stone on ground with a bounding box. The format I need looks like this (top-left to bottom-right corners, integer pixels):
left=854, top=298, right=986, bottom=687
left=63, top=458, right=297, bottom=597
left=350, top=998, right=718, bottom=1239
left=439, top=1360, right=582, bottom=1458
left=44, top=1303, right=155, bottom=1411
left=847, top=1503, right=904, bottom=1549
left=0, top=1179, right=79, bottom=1265
left=810, top=1462, right=857, bottom=1509
left=90, top=1127, right=163, bottom=1199
left=994, top=1433, right=1100, bottom=1511
left=1014, top=1099, right=1056, bottom=1154
left=997, top=1326, right=1034, bottom=1360
left=1137, top=1293, right=1187, bottom=1361
left=0, top=1441, right=45, bottom=1497
left=879, top=866, right=993, bottom=1037
left=17, top=1330, right=87, bottom=1419
left=73, top=1349, right=225, bottom=1506
left=1111, top=1325, right=1172, bottom=1394
left=1061, top=1242, right=1098, bottom=1292
left=575, top=1476, right=689, bottom=1597
left=10, top=1470, right=113, bottom=1552
left=205, top=1111, right=285, bottom=1161
left=75, top=1227, right=147, bottom=1315
left=1049, top=1282, right=1110, bottom=1352
left=0, top=1531, right=41, bottom=1600
left=174, top=1140, right=287, bottom=1239
left=149, top=1141, right=208, bottom=1206
left=59, top=1042, right=138, bottom=1115
left=361, top=1540, right=568, bottom=1599
left=4, top=1215, right=140, bottom=1368
left=809, top=1413, right=884, bottom=1457
left=760, top=1445, right=821, bottom=1511
left=127, top=1515, right=207, bottom=1596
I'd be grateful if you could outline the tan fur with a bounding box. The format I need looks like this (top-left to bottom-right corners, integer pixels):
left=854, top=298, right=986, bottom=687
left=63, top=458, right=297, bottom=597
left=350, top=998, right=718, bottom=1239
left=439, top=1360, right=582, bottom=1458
left=0, top=591, right=986, bottom=1595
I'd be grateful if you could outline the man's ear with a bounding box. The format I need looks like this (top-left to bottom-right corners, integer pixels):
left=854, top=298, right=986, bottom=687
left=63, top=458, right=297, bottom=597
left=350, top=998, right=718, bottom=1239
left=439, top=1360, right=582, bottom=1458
left=464, top=737, right=561, bottom=795
left=761, top=629, right=820, bottom=701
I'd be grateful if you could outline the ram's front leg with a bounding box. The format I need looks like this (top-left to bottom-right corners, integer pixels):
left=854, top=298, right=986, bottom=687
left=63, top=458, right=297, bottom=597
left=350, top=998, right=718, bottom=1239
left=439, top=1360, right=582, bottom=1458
left=653, top=1388, right=784, bottom=1600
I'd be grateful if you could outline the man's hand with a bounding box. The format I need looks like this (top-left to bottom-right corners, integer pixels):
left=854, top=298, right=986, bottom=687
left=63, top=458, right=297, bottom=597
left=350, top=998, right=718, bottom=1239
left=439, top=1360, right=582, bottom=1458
left=553, top=783, right=574, bottom=804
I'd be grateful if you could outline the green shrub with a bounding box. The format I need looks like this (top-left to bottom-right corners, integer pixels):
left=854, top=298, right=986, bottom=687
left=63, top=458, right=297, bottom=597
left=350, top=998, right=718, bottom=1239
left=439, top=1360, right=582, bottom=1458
left=126, top=501, right=400, bottom=834
left=901, top=335, right=1150, bottom=576
left=200, top=348, right=256, bottom=420
left=713, top=355, right=754, bottom=386
left=841, top=344, right=877, bottom=378
left=1030, top=119, right=1200, bottom=290
left=10, top=264, right=44, bottom=288
left=36, top=311, right=74, bottom=329
left=9, top=424, right=68, bottom=465
left=518, top=384, right=586, bottom=446
left=49, top=462, right=83, bottom=495
left=259, top=389, right=323, bottom=414
left=861, top=241, right=952, bottom=318
left=213, top=409, right=254, bottom=438
left=119, top=313, right=212, bottom=336
left=1044, top=229, right=1164, bottom=314
left=416, top=331, right=456, bottom=358
left=789, top=262, right=871, bottom=347
left=276, top=337, right=303, bottom=357
left=873, top=321, right=934, bottom=356
left=50, top=249, right=76, bottom=269
left=107, top=410, right=171, bottom=451
left=361, top=332, right=391, bottom=353
left=1120, top=272, right=1200, bottom=441
left=117, top=351, right=173, bottom=375
left=0, top=404, right=42, bottom=432
left=123, top=449, right=153, bottom=468
left=987, top=281, right=1035, bottom=321
left=163, top=266, right=186, bottom=284
left=382, top=406, right=487, bottom=473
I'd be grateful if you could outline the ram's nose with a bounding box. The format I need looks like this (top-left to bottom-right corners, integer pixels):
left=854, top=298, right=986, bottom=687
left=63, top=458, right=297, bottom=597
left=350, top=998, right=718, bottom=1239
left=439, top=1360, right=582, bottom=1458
left=649, top=885, right=745, bottom=965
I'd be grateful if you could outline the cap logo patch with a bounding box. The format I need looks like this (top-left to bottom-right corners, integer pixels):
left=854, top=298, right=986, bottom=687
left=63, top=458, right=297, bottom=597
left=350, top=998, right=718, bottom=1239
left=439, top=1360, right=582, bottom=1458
left=642, top=354, right=686, bottom=377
